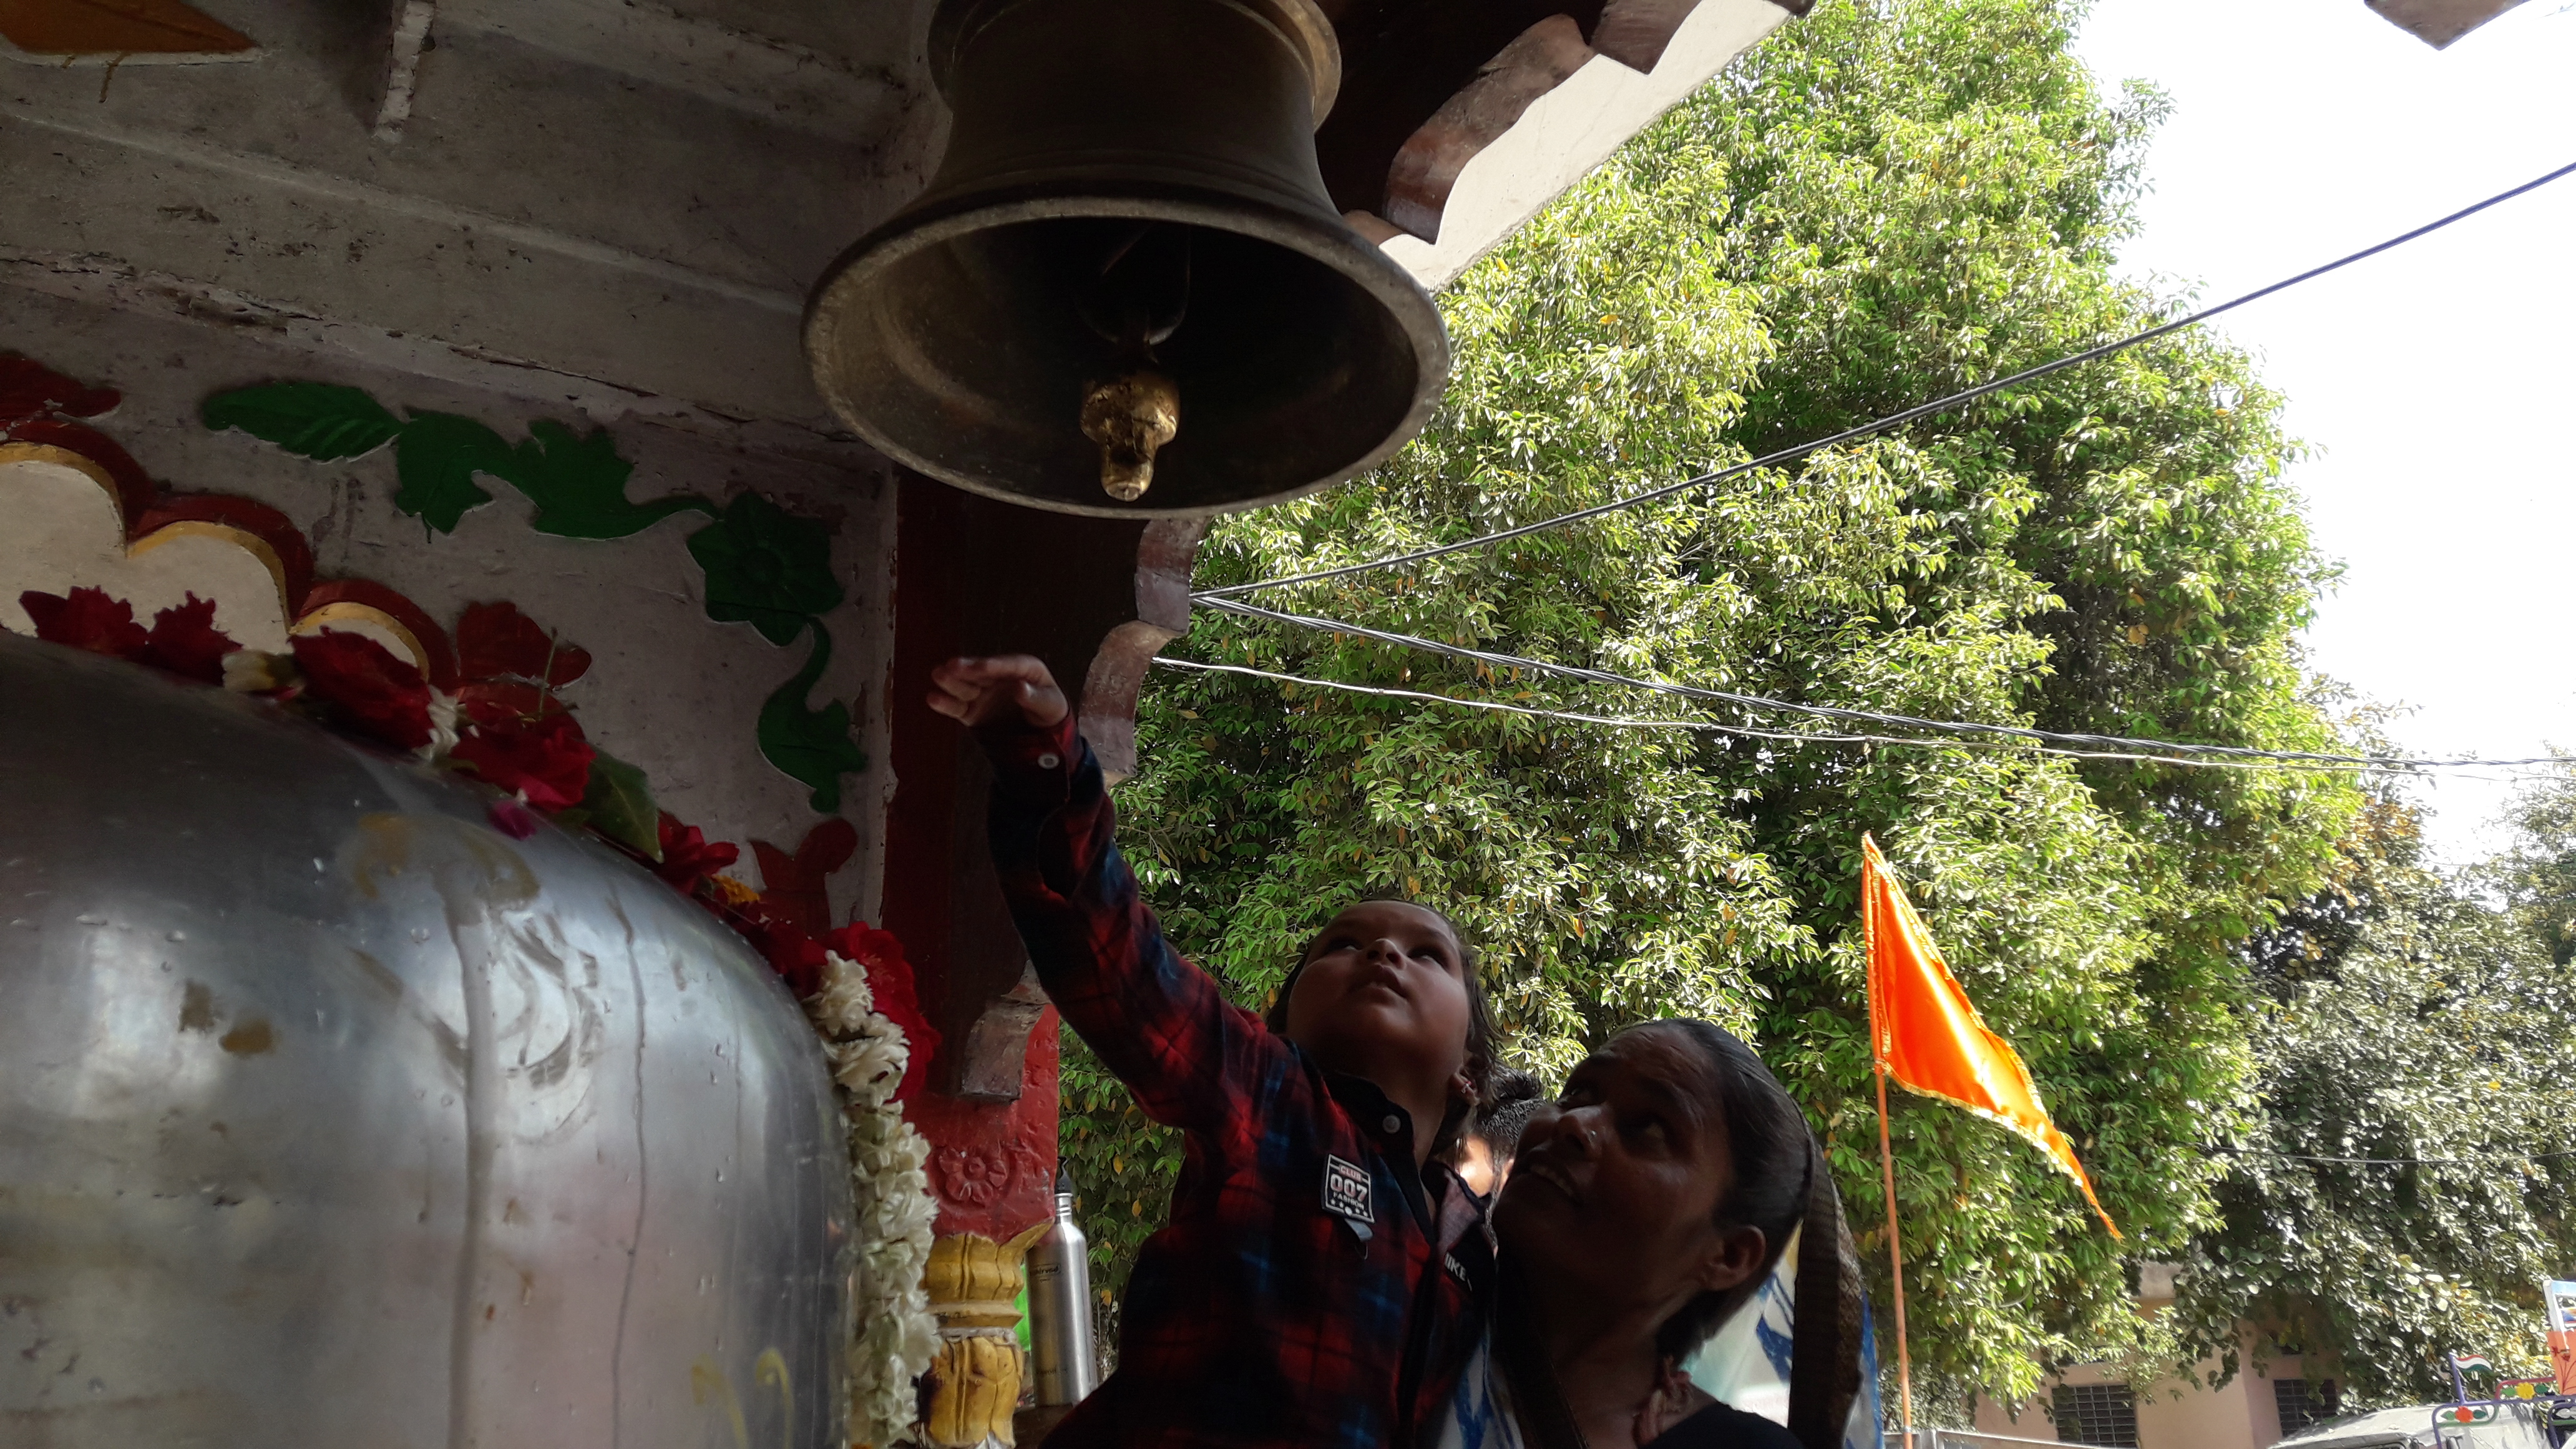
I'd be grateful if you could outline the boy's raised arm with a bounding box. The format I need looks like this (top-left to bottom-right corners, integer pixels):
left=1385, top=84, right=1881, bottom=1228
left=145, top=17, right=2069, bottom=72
left=931, top=655, right=1275, bottom=1134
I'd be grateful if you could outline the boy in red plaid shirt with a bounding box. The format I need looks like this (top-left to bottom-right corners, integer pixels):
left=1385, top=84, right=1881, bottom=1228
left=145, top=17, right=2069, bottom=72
left=930, top=655, right=1498, bottom=1449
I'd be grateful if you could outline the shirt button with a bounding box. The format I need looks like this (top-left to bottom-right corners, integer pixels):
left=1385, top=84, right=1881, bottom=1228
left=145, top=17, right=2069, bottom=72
left=1037, top=752, right=1061, bottom=769
left=1382, top=1115, right=1402, bottom=1135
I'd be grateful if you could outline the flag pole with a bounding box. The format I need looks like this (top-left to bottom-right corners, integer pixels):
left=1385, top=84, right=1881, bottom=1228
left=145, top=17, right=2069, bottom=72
left=1863, top=841, right=1918, bottom=1444
left=1861, top=831, right=2122, bottom=1443
left=1875, top=1057, right=1916, bottom=1445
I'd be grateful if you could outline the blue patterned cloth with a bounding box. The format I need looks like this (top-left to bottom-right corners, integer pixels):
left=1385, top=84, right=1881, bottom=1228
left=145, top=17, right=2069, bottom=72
left=1428, top=1229, right=1881, bottom=1449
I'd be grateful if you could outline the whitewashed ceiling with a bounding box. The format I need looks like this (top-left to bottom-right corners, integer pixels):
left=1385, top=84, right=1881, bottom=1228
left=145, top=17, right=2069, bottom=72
left=0, top=0, right=1797, bottom=442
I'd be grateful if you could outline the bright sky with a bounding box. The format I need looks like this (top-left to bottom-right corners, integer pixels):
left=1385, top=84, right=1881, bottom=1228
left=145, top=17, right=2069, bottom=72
left=2068, top=0, right=2576, bottom=866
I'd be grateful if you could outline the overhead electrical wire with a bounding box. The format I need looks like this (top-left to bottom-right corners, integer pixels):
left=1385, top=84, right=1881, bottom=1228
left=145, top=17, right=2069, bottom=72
left=1190, top=594, right=2576, bottom=774
left=2220, top=1144, right=2576, bottom=1168
left=1171, top=163, right=2576, bottom=778
left=1196, top=158, right=2576, bottom=602
left=1153, top=657, right=2547, bottom=777
left=1160, top=660, right=2576, bottom=1155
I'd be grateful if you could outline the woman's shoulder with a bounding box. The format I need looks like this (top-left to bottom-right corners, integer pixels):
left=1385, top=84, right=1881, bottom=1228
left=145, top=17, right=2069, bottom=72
left=1646, top=1401, right=1804, bottom=1449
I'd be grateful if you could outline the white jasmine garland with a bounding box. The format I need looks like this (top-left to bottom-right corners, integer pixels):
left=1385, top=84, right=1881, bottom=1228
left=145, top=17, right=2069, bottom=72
left=220, top=647, right=296, bottom=694
left=806, top=952, right=940, bottom=1448
left=422, top=690, right=461, bottom=760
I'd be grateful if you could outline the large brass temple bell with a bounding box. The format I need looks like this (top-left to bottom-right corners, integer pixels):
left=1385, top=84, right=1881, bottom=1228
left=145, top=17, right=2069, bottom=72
left=803, top=0, right=1450, bottom=517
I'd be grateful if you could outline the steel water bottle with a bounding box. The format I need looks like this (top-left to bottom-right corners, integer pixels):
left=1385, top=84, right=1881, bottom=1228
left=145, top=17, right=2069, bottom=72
left=1026, top=1167, right=1098, bottom=1405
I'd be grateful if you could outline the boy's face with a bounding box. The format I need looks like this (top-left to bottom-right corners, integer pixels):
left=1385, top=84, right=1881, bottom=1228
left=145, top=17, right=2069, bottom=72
left=1281, top=902, right=1474, bottom=1102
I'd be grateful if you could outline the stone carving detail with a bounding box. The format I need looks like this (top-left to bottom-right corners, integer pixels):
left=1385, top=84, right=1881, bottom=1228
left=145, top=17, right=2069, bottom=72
left=929, top=1142, right=1049, bottom=1211
left=1382, top=15, right=1597, bottom=244
left=1330, top=0, right=1812, bottom=290
left=918, top=1227, right=1051, bottom=1447
left=931, top=1146, right=1012, bottom=1209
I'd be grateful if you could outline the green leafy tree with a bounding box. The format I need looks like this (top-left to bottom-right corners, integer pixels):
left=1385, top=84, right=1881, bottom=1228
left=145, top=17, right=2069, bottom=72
left=2494, top=763, right=2576, bottom=969
left=1062, top=0, right=2359, bottom=1407
left=2170, top=776, right=2576, bottom=1406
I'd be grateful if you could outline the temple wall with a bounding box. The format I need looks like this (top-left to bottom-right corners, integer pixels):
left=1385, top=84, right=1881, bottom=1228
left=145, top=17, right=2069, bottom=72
left=1, top=0, right=947, bottom=918
left=0, top=0, right=940, bottom=427
left=2, top=288, right=896, bottom=910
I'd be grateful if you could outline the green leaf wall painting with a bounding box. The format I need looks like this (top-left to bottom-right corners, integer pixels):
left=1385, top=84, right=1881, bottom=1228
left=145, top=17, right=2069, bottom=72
left=690, top=492, right=846, bottom=646
left=201, top=383, right=402, bottom=461
left=204, top=382, right=867, bottom=817
left=203, top=383, right=720, bottom=539
left=759, top=623, right=871, bottom=813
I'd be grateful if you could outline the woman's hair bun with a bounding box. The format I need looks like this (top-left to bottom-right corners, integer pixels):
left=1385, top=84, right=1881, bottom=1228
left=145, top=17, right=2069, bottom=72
left=1471, top=1067, right=1548, bottom=1159
left=1485, top=1067, right=1543, bottom=1109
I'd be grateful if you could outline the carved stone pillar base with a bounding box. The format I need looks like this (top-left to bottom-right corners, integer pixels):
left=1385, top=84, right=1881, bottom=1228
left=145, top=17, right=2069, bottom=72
left=917, top=1226, right=1050, bottom=1447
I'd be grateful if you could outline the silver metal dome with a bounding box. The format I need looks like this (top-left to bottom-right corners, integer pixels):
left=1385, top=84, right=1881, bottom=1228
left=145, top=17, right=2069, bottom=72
left=0, top=633, right=851, bottom=1447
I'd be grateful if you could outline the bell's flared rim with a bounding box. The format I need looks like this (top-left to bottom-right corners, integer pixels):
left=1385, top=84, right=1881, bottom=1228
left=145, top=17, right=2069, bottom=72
left=803, top=187, right=1451, bottom=520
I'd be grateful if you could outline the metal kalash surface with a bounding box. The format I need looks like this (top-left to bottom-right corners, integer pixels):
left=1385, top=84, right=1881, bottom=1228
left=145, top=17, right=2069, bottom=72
left=0, top=635, right=851, bottom=1447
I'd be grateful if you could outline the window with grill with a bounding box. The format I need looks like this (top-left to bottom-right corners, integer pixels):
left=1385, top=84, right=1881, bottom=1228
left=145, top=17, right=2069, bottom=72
left=2274, top=1377, right=2338, bottom=1435
left=2052, top=1383, right=2141, bottom=1447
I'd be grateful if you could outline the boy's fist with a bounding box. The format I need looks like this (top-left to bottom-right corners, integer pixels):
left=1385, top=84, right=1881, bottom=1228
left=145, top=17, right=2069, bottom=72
left=928, top=655, right=1069, bottom=730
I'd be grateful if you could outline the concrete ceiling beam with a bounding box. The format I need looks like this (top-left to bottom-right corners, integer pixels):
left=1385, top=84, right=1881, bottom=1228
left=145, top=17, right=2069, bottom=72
left=434, top=0, right=925, bottom=141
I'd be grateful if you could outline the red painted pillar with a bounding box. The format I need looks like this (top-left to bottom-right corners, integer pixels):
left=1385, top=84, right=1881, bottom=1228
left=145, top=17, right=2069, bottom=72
left=881, top=472, right=1201, bottom=1242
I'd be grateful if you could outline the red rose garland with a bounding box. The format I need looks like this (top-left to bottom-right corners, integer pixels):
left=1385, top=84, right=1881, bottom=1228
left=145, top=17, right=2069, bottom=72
left=449, top=712, right=595, bottom=809
left=21, top=585, right=153, bottom=662
left=145, top=595, right=243, bottom=685
left=289, top=630, right=437, bottom=750
left=22, top=587, right=232, bottom=680
left=655, top=812, right=741, bottom=894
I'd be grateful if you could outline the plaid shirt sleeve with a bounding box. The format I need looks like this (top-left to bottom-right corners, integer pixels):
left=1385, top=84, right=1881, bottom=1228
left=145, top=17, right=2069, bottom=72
left=978, top=714, right=1291, bottom=1134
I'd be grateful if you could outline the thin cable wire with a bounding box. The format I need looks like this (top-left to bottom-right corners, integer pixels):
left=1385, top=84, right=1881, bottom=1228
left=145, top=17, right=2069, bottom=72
left=1153, top=657, right=2536, bottom=776
left=1197, top=159, right=2576, bottom=602
left=1194, top=593, right=2576, bottom=773
left=2220, top=1144, right=2576, bottom=1168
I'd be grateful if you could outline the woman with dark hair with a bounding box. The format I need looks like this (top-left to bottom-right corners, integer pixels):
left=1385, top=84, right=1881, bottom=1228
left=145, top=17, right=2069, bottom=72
left=1455, top=1067, right=1546, bottom=1196
left=1435, top=1020, right=1866, bottom=1449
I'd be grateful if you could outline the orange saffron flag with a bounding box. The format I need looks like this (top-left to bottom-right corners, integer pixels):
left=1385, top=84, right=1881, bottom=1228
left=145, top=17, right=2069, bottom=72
left=1862, top=834, right=2119, bottom=1237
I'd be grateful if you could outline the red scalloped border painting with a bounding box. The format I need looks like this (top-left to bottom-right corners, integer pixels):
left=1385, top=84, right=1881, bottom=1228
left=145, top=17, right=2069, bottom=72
left=1, top=353, right=459, bottom=687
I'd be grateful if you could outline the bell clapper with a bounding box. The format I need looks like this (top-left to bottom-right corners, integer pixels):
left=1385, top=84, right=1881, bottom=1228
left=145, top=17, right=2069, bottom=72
left=1081, top=369, right=1179, bottom=502
left=1078, top=226, right=1190, bottom=502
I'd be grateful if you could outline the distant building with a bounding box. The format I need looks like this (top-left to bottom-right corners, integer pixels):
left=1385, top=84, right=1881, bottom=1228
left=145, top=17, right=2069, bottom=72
left=1973, top=1264, right=2336, bottom=1449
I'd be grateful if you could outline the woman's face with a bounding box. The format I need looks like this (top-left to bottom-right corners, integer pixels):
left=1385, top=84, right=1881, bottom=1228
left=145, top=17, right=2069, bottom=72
left=1493, top=1022, right=1768, bottom=1312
